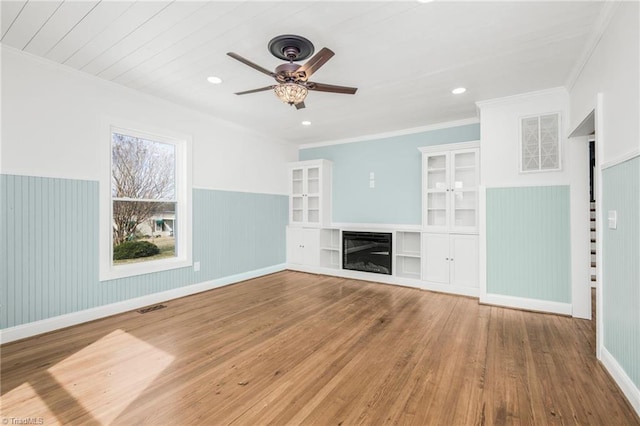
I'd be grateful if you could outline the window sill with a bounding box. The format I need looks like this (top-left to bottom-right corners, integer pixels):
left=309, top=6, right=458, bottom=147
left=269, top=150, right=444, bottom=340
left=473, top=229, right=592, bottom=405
left=99, top=256, right=192, bottom=281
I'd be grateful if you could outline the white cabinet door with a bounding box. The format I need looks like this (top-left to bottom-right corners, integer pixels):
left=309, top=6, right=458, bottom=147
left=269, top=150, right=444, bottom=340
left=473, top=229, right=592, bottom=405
left=450, top=149, right=479, bottom=233
left=290, top=167, right=305, bottom=225
left=422, top=233, right=450, bottom=284
left=450, top=234, right=478, bottom=288
left=286, top=227, right=320, bottom=267
left=423, top=152, right=450, bottom=232
left=422, top=233, right=478, bottom=288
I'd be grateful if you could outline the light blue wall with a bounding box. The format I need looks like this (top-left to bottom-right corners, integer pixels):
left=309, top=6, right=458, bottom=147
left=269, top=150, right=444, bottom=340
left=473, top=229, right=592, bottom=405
left=0, top=174, right=288, bottom=329
left=299, top=123, right=480, bottom=224
left=602, top=156, right=640, bottom=390
left=486, top=186, right=571, bottom=303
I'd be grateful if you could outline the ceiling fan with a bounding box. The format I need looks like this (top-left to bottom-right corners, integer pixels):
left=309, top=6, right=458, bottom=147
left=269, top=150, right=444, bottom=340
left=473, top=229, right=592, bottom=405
left=227, top=35, right=358, bottom=110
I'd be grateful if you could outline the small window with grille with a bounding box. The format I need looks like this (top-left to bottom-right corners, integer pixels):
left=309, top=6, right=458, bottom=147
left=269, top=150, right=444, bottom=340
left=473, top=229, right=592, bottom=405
left=520, top=113, right=561, bottom=172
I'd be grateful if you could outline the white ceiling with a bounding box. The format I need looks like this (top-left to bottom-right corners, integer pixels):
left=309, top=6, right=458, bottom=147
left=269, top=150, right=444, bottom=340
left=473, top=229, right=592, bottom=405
left=1, top=1, right=606, bottom=145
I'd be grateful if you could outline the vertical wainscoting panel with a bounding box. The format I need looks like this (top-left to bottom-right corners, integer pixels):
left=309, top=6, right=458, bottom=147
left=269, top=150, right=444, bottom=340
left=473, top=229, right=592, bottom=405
left=602, top=156, right=640, bottom=389
left=192, top=189, right=288, bottom=280
left=0, top=175, right=99, bottom=328
left=486, top=185, right=571, bottom=303
left=1, top=175, right=288, bottom=330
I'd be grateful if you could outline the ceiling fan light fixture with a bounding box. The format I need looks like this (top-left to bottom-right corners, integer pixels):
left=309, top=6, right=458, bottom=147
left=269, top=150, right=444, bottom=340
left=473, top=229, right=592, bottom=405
left=274, top=83, right=308, bottom=105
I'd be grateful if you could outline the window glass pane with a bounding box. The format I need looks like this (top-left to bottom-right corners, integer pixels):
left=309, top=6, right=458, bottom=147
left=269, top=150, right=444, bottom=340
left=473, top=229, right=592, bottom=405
left=112, top=201, right=176, bottom=264
left=112, top=132, right=176, bottom=200
left=111, top=131, right=177, bottom=266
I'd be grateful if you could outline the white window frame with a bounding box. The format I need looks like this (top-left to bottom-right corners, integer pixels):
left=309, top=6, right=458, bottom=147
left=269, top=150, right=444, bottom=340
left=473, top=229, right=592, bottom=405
left=99, top=119, right=192, bottom=281
left=519, top=112, right=562, bottom=174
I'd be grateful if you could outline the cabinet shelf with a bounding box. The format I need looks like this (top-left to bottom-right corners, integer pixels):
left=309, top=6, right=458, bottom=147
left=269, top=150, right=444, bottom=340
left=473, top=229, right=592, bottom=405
left=396, top=251, right=420, bottom=258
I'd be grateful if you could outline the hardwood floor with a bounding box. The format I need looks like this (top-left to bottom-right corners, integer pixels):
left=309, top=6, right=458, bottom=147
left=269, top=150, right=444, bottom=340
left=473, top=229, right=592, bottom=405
left=2, top=271, right=638, bottom=425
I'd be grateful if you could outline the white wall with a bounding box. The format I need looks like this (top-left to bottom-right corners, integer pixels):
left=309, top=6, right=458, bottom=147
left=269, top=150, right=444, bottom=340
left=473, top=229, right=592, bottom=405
left=478, top=87, right=583, bottom=187
left=0, top=46, right=297, bottom=194
left=569, top=2, right=640, bottom=164
left=568, top=2, right=640, bottom=416
left=477, top=87, right=590, bottom=319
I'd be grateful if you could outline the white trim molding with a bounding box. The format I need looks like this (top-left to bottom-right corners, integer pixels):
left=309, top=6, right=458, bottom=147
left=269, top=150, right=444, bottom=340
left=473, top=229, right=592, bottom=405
left=299, top=117, right=479, bottom=150
left=0, top=264, right=286, bottom=344
left=601, top=149, right=640, bottom=170
left=479, top=293, right=572, bottom=316
left=286, top=265, right=480, bottom=298
left=600, top=347, right=640, bottom=417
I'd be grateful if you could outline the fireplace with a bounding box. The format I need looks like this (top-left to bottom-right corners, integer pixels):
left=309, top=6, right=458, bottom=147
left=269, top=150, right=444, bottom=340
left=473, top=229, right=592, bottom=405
left=343, top=231, right=392, bottom=275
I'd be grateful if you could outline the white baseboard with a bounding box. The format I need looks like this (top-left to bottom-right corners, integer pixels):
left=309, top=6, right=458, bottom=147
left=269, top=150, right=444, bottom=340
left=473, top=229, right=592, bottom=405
left=286, top=264, right=480, bottom=298
left=600, top=346, right=640, bottom=417
left=0, top=264, right=286, bottom=344
left=480, top=293, right=572, bottom=316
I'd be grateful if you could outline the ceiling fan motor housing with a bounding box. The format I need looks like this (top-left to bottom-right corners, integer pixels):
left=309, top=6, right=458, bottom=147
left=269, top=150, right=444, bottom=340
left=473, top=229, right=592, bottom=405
left=268, top=35, right=315, bottom=61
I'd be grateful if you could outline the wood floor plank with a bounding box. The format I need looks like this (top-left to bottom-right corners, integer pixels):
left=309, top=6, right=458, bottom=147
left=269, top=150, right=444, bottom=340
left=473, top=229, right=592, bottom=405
left=1, top=271, right=638, bottom=425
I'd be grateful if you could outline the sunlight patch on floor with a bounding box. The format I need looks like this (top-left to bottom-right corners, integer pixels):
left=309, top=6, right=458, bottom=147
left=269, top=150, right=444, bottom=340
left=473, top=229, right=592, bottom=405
left=1, top=382, right=59, bottom=425
left=46, top=329, right=174, bottom=424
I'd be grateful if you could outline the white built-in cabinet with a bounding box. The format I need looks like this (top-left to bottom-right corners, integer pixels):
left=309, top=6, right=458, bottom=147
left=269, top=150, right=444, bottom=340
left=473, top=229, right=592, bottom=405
left=286, top=227, right=320, bottom=267
left=288, top=159, right=332, bottom=228
left=419, top=141, right=480, bottom=291
left=422, top=233, right=478, bottom=288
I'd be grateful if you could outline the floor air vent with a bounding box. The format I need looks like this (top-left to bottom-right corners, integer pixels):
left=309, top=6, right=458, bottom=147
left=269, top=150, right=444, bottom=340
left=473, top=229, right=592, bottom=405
left=137, top=304, right=167, bottom=314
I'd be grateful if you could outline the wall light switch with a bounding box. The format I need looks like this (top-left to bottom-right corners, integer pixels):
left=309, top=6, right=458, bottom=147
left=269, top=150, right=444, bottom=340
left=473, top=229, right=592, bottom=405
left=194, top=261, right=201, bottom=271
left=608, top=210, right=617, bottom=230
left=369, top=180, right=375, bottom=188
left=369, top=172, right=375, bottom=180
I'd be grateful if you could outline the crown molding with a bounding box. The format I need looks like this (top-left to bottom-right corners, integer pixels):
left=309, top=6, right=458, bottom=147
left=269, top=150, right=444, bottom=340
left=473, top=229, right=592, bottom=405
left=298, top=117, right=479, bottom=150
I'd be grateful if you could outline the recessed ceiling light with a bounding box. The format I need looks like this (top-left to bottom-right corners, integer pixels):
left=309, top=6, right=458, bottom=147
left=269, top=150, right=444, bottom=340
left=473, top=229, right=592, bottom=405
left=452, top=87, right=466, bottom=94
left=207, top=76, right=222, bottom=84
left=417, top=0, right=434, bottom=3
left=301, top=121, right=311, bottom=126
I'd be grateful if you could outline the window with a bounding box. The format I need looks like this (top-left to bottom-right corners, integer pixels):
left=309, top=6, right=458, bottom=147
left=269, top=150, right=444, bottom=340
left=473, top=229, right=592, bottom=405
left=520, top=113, right=561, bottom=172
left=100, top=122, right=192, bottom=281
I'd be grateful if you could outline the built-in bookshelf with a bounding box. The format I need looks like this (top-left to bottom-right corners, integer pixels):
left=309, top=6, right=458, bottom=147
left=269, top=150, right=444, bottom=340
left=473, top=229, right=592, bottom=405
left=319, top=228, right=341, bottom=269
left=395, top=231, right=421, bottom=279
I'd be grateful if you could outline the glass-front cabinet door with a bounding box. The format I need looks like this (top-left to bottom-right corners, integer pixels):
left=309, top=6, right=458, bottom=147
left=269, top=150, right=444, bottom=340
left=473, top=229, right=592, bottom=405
left=305, top=166, right=321, bottom=225
left=290, top=167, right=305, bottom=225
left=288, top=160, right=332, bottom=228
left=424, top=153, right=450, bottom=231
left=421, top=145, right=479, bottom=233
left=451, top=149, right=478, bottom=232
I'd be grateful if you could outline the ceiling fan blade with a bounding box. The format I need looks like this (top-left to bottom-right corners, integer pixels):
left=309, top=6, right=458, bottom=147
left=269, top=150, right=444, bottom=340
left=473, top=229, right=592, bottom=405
left=307, top=82, right=358, bottom=95
left=227, top=52, right=275, bottom=77
left=234, top=86, right=274, bottom=95
left=295, top=101, right=306, bottom=110
left=296, top=47, right=335, bottom=80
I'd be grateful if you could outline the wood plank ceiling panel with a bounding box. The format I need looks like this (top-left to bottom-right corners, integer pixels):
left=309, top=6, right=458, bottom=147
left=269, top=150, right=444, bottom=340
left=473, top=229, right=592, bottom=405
left=22, top=1, right=100, bottom=57
left=1, top=0, right=28, bottom=39
left=98, top=1, right=241, bottom=83
left=45, top=2, right=136, bottom=64
left=110, top=1, right=255, bottom=86
left=64, top=1, right=173, bottom=70
left=82, top=2, right=208, bottom=77
left=1, top=1, right=63, bottom=49
left=122, top=2, right=307, bottom=91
